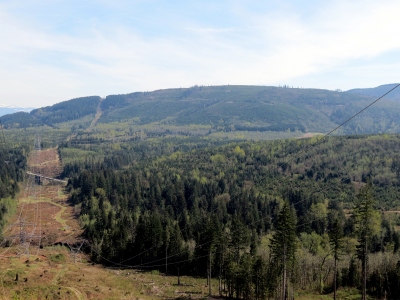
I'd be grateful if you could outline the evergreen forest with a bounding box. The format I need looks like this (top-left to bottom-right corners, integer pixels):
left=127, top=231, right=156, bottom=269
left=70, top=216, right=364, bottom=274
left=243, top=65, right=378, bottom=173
left=59, top=134, right=400, bottom=299
left=0, top=146, right=26, bottom=233
left=2, top=84, right=400, bottom=298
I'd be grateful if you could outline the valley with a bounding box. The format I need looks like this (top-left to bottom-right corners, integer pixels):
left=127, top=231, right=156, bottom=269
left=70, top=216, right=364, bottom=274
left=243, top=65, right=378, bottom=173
left=1, top=84, right=400, bottom=299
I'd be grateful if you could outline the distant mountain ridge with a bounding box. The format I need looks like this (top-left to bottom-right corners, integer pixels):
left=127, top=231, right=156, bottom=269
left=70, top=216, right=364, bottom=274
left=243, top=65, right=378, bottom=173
left=0, top=105, right=35, bottom=118
left=346, top=83, right=400, bottom=101
left=0, top=96, right=100, bottom=128
left=1, top=84, right=400, bottom=136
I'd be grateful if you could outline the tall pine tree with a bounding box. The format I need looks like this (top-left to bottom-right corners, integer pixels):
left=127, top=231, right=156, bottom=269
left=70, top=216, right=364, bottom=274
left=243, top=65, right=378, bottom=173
left=269, top=201, right=297, bottom=300
left=329, top=218, right=343, bottom=300
left=353, top=183, right=380, bottom=300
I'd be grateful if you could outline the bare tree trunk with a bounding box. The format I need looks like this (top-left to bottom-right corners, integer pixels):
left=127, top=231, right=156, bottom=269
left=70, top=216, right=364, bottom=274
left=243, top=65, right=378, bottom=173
left=209, top=248, right=212, bottom=296
left=255, top=268, right=259, bottom=300
left=165, top=244, right=168, bottom=275
left=319, top=253, right=330, bottom=294
left=333, top=257, right=337, bottom=300
left=362, top=240, right=367, bottom=300
left=282, top=243, right=287, bottom=300
left=219, top=251, right=222, bottom=297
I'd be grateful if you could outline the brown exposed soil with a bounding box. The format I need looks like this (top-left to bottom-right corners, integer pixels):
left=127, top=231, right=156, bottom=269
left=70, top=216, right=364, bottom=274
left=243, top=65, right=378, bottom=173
left=0, top=147, right=218, bottom=299
left=28, top=148, right=63, bottom=178
left=3, top=147, right=83, bottom=252
left=88, top=99, right=103, bottom=130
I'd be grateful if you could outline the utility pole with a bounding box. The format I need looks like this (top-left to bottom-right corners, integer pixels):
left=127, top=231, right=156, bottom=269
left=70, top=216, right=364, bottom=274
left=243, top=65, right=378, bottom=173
left=67, top=240, right=86, bottom=263
left=2, top=136, right=46, bottom=258
left=34, top=134, right=41, bottom=150
left=9, top=218, right=41, bottom=258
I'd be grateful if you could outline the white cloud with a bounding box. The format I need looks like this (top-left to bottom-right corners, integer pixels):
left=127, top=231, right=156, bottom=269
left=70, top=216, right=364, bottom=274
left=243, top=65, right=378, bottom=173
left=251, top=1, right=400, bottom=85
left=0, top=1, right=400, bottom=107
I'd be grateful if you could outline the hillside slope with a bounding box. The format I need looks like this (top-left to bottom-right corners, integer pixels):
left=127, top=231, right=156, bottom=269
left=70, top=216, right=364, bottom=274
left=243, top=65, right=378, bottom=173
left=0, top=106, right=34, bottom=118
left=2, top=85, right=400, bottom=137
left=347, top=83, right=400, bottom=101
left=1, top=96, right=101, bottom=129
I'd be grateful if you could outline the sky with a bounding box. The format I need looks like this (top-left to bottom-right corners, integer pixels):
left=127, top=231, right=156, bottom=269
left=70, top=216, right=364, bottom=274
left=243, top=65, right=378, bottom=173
left=0, top=0, right=400, bottom=107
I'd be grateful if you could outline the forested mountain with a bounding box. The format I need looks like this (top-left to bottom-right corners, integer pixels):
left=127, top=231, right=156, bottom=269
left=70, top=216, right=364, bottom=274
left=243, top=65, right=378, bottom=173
left=30, top=96, right=101, bottom=125
left=94, top=84, right=400, bottom=135
left=0, top=112, right=44, bottom=128
left=347, top=83, right=400, bottom=101
left=63, top=134, right=400, bottom=299
left=1, top=85, right=400, bottom=137
left=0, top=96, right=101, bottom=129
left=0, top=106, right=34, bottom=118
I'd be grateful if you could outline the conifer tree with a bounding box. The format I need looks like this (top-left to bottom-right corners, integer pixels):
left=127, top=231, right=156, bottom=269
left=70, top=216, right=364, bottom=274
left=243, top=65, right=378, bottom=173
left=269, top=202, right=297, bottom=300
left=329, top=218, right=343, bottom=300
left=353, top=183, right=380, bottom=300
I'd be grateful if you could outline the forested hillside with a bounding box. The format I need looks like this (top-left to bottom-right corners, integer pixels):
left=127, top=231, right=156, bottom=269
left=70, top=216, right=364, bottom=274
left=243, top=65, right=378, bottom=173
left=0, top=106, right=34, bottom=118
left=30, top=96, right=101, bottom=125
left=62, top=134, right=400, bottom=299
left=2, top=85, right=400, bottom=137
left=0, top=112, right=44, bottom=129
left=0, top=96, right=101, bottom=129
left=0, top=146, right=27, bottom=233
left=2, top=83, right=400, bottom=298
left=347, top=83, right=400, bottom=101
left=98, top=85, right=400, bottom=135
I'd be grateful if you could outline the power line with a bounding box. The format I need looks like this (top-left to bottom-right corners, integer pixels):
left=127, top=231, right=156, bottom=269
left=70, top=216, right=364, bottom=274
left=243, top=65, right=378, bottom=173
left=86, top=186, right=247, bottom=268
left=278, top=84, right=400, bottom=168
left=316, top=83, right=400, bottom=144
left=87, top=188, right=268, bottom=270
left=277, top=84, right=400, bottom=208
left=148, top=84, right=400, bottom=267
left=3, top=83, right=393, bottom=267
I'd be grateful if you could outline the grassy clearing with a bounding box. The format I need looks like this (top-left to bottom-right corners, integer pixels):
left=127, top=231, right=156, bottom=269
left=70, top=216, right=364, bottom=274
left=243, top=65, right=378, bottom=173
left=0, top=251, right=368, bottom=300
left=208, top=130, right=304, bottom=140
left=59, top=147, right=99, bottom=165
left=19, top=196, right=69, bottom=230
left=295, top=287, right=377, bottom=299
left=0, top=245, right=217, bottom=300
left=0, top=244, right=367, bottom=300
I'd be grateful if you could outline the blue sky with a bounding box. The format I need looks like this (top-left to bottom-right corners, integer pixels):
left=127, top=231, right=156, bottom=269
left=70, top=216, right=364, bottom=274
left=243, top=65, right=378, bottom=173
left=0, top=0, right=399, bottom=107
